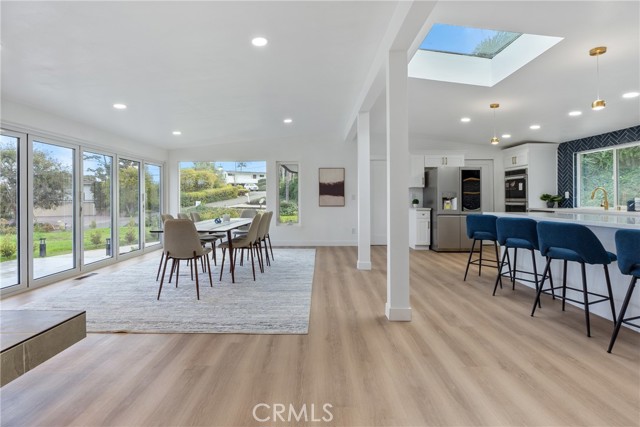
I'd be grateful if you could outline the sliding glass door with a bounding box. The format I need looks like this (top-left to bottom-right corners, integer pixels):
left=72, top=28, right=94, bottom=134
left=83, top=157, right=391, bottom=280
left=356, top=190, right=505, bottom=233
left=82, top=151, right=113, bottom=265
left=118, top=158, right=141, bottom=254
left=145, top=163, right=162, bottom=247
left=31, top=140, right=76, bottom=279
left=0, top=132, right=23, bottom=289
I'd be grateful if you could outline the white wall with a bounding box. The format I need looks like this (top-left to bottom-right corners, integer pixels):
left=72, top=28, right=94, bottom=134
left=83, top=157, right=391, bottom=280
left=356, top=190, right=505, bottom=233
left=1, top=100, right=169, bottom=163
left=168, top=138, right=358, bottom=246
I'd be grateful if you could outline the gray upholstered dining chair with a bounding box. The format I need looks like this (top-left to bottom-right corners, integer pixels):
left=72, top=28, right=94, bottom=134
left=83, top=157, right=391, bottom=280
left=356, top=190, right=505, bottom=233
left=157, top=219, right=212, bottom=300
left=219, top=213, right=262, bottom=281
left=177, top=213, right=190, bottom=219
left=156, top=214, right=175, bottom=281
left=190, top=212, right=225, bottom=266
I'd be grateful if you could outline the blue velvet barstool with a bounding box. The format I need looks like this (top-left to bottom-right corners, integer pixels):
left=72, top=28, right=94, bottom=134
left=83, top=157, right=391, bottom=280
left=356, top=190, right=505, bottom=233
left=463, top=214, right=501, bottom=281
left=493, top=217, right=551, bottom=305
left=531, top=221, right=617, bottom=337
left=607, top=229, right=640, bottom=353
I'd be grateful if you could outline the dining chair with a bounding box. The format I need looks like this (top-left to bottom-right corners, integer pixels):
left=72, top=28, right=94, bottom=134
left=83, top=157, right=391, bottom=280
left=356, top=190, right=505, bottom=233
left=157, top=219, right=213, bottom=300
left=156, top=214, right=174, bottom=281
left=177, top=213, right=190, bottom=219
left=219, top=213, right=262, bottom=281
left=190, top=211, right=225, bottom=265
left=233, top=209, right=257, bottom=236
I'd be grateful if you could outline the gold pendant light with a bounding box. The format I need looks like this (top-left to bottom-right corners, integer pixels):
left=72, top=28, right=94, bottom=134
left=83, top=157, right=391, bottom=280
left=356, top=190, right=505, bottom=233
left=589, top=46, right=607, bottom=111
left=490, top=103, right=500, bottom=145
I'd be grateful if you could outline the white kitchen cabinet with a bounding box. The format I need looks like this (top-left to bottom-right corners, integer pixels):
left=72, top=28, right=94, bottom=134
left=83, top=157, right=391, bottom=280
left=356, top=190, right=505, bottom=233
left=409, top=208, right=431, bottom=249
left=503, top=149, right=529, bottom=169
left=425, top=154, right=464, bottom=167
left=409, top=155, right=425, bottom=187
left=501, top=143, right=558, bottom=209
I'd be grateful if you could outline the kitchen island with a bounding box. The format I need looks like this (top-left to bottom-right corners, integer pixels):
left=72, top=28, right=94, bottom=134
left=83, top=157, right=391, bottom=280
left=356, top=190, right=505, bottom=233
left=485, top=211, right=640, bottom=331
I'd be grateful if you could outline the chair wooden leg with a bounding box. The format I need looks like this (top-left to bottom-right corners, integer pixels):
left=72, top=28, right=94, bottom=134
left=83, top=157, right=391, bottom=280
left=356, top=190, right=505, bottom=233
left=267, top=234, right=274, bottom=260
left=250, top=244, right=256, bottom=281
left=156, top=251, right=165, bottom=281
left=219, top=248, right=226, bottom=281
left=264, top=239, right=270, bottom=267
left=176, top=260, right=180, bottom=288
left=157, top=253, right=170, bottom=300
left=212, top=240, right=217, bottom=266
left=608, top=276, right=637, bottom=353
left=193, top=252, right=200, bottom=300
left=206, top=254, right=213, bottom=287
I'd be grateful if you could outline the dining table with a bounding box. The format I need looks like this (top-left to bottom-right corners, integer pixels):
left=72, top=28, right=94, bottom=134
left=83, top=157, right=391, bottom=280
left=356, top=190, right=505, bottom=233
left=194, top=218, right=253, bottom=283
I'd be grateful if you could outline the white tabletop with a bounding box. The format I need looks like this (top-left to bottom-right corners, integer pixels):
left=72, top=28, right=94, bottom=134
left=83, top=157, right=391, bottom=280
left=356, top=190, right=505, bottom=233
left=195, top=218, right=253, bottom=233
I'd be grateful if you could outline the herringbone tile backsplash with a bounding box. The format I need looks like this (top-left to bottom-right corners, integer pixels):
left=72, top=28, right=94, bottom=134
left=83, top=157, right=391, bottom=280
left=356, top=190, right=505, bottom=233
left=557, top=125, right=640, bottom=208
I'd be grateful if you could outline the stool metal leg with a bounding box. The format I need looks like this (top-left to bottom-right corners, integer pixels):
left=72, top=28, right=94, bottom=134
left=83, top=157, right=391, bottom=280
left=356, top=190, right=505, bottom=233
left=493, top=249, right=509, bottom=295
left=463, top=239, right=477, bottom=281
left=603, top=265, right=617, bottom=321
left=580, top=262, right=591, bottom=337
left=493, top=241, right=500, bottom=271
left=607, top=276, right=637, bottom=353
left=512, top=248, right=518, bottom=289
left=478, top=240, right=484, bottom=276
left=530, top=249, right=541, bottom=308
left=532, top=257, right=552, bottom=316
left=562, top=260, right=568, bottom=311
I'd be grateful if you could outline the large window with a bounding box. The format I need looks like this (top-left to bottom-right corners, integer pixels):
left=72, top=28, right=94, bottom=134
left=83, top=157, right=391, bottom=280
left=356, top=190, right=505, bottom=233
left=577, top=142, right=640, bottom=209
left=118, top=158, right=141, bottom=254
left=179, top=161, right=266, bottom=219
left=277, top=162, right=299, bottom=224
left=32, top=140, right=76, bottom=279
left=145, top=163, right=162, bottom=247
left=0, top=134, right=21, bottom=288
left=82, top=151, right=113, bottom=265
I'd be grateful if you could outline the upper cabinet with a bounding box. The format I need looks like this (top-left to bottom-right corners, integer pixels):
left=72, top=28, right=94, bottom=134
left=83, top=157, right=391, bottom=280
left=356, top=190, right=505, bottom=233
left=409, top=155, right=425, bottom=187
left=424, top=154, right=465, bottom=167
left=503, top=149, right=529, bottom=169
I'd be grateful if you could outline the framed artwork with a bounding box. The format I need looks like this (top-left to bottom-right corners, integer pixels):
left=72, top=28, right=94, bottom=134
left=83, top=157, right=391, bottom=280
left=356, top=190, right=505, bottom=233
left=319, top=167, right=345, bottom=207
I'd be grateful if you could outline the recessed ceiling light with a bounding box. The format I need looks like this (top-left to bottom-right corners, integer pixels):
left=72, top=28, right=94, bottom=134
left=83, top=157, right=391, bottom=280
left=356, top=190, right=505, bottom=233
left=460, top=117, right=471, bottom=123
left=501, top=134, right=511, bottom=139
left=622, top=91, right=639, bottom=98
left=113, top=103, right=127, bottom=110
left=172, top=131, right=182, bottom=135
left=529, top=124, right=541, bottom=130
left=252, top=37, right=268, bottom=47
left=568, top=111, right=582, bottom=116
left=283, top=118, right=293, bottom=124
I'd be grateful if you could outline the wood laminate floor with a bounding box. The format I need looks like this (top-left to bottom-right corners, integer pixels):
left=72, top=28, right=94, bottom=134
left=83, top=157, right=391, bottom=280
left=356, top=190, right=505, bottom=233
left=1, top=247, right=638, bottom=426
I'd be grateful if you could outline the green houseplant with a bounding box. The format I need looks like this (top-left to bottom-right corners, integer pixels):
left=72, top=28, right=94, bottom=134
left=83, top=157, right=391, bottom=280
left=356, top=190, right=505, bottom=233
left=412, top=198, right=420, bottom=208
left=540, top=193, right=564, bottom=208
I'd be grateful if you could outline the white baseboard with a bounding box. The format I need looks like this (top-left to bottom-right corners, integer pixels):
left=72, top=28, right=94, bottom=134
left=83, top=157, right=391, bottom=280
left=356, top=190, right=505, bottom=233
left=385, top=303, right=412, bottom=321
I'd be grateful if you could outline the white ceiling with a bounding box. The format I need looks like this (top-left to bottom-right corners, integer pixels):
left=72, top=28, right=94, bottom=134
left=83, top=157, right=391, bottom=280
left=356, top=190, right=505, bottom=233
left=1, top=1, right=639, bottom=150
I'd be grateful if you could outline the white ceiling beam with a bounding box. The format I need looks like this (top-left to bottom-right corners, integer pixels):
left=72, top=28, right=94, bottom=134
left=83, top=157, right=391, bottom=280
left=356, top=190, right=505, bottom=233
left=343, top=0, right=437, bottom=143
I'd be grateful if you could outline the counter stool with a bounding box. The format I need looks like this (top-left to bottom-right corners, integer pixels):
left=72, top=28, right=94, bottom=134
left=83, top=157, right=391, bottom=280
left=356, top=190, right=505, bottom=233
left=463, top=214, right=501, bottom=281
left=607, top=229, right=640, bottom=353
left=531, top=221, right=617, bottom=337
left=493, top=218, right=551, bottom=306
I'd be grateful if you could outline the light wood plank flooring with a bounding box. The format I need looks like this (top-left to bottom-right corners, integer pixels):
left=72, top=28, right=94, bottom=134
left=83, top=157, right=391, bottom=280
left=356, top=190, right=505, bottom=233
left=1, top=247, right=638, bottom=426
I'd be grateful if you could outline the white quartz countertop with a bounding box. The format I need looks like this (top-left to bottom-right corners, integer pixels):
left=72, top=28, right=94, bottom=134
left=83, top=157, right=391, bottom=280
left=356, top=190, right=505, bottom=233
left=485, top=211, right=640, bottom=229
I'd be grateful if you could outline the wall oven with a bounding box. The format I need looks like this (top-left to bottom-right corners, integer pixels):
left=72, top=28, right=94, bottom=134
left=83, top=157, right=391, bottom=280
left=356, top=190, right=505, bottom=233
left=505, top=168, right=527, bottom=207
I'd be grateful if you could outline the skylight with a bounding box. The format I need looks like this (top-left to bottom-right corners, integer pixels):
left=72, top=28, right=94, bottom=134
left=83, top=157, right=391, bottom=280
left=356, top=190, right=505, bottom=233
left=409, top=24, right=563, bottom=87
left=420, top=23, right=522, bottom=59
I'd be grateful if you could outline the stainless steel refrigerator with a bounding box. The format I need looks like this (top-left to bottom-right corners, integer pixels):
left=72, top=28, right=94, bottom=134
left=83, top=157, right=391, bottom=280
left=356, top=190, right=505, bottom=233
left=423, top=167, right=481, bottom=251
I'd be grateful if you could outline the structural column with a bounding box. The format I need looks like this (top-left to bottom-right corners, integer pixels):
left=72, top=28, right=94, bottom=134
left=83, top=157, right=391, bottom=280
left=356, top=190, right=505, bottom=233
left=385, top=50, right=411, bottom=321
left=357, top=112, right=372, bottom=270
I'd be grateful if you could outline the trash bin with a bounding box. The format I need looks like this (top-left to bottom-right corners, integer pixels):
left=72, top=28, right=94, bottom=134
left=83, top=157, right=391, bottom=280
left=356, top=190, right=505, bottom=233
left=39, top=238, right=46, bottom=257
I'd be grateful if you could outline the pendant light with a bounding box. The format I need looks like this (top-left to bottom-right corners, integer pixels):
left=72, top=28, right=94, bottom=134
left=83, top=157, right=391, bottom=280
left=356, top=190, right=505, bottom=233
left=590, top=46, right=607, bottom=111
left=490, top=103, right=499, bottom=145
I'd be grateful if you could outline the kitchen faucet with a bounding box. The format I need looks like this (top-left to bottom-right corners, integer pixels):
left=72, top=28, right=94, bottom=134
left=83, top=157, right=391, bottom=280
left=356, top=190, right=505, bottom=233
left=590, top=186, right=609, bottom=210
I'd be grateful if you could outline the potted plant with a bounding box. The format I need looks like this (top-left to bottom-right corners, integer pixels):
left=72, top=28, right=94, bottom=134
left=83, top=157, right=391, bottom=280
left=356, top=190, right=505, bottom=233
left=540, top=193, right=564, bottom=208
left=412, top=198, right=420, bottom=208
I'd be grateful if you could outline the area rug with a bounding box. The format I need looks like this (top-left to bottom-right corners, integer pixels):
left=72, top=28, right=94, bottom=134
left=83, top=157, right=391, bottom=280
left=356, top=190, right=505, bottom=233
left=19, top=249, right=316, bottom=334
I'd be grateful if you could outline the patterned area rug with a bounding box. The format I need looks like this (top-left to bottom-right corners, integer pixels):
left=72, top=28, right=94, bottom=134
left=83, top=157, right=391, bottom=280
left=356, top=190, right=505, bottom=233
left=20, top=249, right=316, bottom=334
